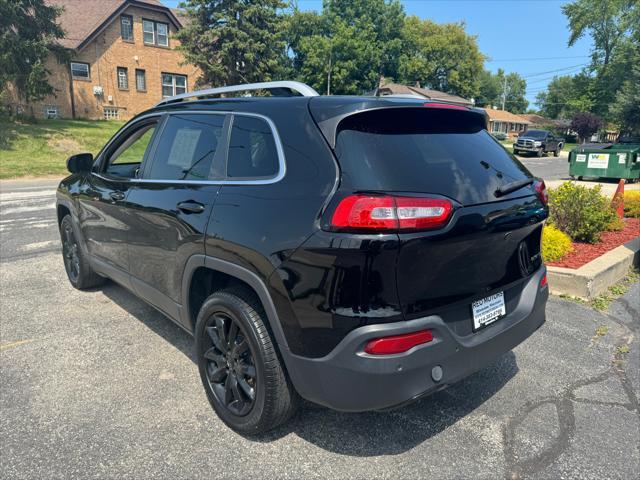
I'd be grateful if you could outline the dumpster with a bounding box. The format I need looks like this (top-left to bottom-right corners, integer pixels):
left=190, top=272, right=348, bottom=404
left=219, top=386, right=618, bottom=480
left=569, top=137, right=640, bottom=182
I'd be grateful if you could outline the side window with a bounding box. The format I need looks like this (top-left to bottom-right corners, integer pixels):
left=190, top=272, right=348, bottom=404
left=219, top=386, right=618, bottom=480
left=105, top=123, right=157, bottom=178
left=146, top=114, right=224, bottom=181
left=227, top=115, right=279, bottom=179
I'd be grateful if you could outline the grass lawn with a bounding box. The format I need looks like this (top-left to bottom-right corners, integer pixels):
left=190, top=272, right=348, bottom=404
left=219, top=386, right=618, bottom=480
left=0, top=118, right=125, bottom=179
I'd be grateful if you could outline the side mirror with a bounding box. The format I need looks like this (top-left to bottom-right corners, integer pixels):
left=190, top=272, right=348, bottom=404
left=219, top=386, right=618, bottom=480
left=67, top=153, right=94, bottom=174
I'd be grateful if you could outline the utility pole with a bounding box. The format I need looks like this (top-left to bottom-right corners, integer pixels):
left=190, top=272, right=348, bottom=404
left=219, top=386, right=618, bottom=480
left=501, top=75, right=508, bottom=111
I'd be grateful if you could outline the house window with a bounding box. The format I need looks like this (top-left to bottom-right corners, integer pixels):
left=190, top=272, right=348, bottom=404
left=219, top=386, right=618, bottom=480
left=103, top=107, right=119, bottom=120
left=161, top=73, right=187, bottom=97
left=70, top=62, right=90, bottom=79
left=44, top=105, right=59, bottom=119
left=143, top=19, right=169, bottom=47
left=117, top=67, right=128, bottom=90
left=120, top=15, right=133, bottom=41
left=135, top=69, right=146, bottom=91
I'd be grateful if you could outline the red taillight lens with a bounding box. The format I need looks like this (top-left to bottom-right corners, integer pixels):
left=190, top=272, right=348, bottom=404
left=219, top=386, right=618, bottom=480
left=364, top=330, right=434, bottom=355
left=534, top=180, right=548, bottom=206
left=540, top=273, right=548, bottom=288
left=331, top=195, right=453, bottom=232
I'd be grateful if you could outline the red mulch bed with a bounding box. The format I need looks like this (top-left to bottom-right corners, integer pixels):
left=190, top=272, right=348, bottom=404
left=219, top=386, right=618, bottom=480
left=548, top=217, right=640, bottom=269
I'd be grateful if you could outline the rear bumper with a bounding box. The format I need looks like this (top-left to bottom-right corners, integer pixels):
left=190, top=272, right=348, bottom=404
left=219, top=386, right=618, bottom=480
left=282, top=267, right=548, bottom=412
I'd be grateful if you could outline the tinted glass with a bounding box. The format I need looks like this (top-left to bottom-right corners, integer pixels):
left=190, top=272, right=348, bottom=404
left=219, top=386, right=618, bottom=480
left=522, top=130, right=547, bottom=139
left=147, top=114, right=224, bottom=181
left=227, top=116, right=279, bottom=178
left=335, top=108, right=532, bottom=205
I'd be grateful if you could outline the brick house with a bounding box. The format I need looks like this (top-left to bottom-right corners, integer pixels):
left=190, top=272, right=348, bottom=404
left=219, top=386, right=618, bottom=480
left=482, top=108, right=531, bottom=139
left=5, top=0, right=200, bottom=120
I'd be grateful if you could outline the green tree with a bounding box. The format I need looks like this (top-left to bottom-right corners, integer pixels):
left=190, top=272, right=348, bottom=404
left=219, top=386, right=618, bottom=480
left=0, top=0, right=68, bottom=103
left=176, top=0, right=287, bottom=87
left=397, top=17, right=484, bottom=99
left=535, top=73, right=595, bottom=119
left=563, top=0, right=636, bottom=66
left=287, top=0, right=405, bottom=95
left=610, top=64, right=640, bottom=134
left=476, top=69, right=528, bottom=113
left=561, top=0, right=639, bottom=120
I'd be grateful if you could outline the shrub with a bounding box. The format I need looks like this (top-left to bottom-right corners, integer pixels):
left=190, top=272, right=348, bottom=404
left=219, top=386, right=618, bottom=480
left=624, top=191, right=640, bottom=218
left=541, top=225, right=573, bottom=262
left=548, top=182, right=617, bottom=243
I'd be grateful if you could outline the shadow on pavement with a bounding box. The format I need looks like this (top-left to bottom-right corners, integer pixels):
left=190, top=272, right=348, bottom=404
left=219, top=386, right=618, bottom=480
left=100, top=281, right=519, bottom=456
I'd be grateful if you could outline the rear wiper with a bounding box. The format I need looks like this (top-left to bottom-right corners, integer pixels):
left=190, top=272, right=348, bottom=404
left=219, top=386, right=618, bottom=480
left=495, top=178, right=535, bottom=197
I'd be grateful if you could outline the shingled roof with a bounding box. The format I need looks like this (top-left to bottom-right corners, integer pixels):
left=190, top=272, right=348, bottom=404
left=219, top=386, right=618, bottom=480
left=481, top=108, right=531, bottom=124
left=375, top=80, right=474, bottom=106
left=46, top=0, right=182, bottom=50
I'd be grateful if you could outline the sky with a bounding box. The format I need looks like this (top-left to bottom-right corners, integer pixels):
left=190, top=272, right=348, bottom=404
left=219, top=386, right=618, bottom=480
left=162, top=0, right=593, bottom=108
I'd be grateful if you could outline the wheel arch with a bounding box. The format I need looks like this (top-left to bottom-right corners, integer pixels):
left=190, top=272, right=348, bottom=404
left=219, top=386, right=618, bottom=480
left=182, top=255, right=290, bottom=351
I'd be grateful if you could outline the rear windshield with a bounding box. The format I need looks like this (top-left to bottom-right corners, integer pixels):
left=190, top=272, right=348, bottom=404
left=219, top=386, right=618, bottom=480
left=335, top=108, right=533, bottom=205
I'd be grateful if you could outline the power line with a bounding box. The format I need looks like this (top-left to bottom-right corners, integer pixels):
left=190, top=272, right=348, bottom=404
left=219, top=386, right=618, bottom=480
left=522, top=63, right=589, bottom=79
left=487, top=55, right=590, bottom=62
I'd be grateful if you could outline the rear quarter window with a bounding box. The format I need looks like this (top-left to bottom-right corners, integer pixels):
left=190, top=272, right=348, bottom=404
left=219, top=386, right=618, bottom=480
left=335, top=108, right=533, bottom=205
left=227, top=115, right=279, bottom=179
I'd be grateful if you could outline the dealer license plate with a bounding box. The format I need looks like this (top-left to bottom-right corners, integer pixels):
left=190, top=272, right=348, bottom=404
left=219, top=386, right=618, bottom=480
left=472, top=292, right=506, bottom=331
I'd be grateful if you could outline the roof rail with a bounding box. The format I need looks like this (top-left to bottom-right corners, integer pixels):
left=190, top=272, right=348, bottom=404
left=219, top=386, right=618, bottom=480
left=155, top=80, right=319, bottom=107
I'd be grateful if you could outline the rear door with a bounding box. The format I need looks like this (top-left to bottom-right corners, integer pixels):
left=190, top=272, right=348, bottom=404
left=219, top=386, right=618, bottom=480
left=330, top=106, right=548, bottom=330
left=125, top=112, right=228, bottom=326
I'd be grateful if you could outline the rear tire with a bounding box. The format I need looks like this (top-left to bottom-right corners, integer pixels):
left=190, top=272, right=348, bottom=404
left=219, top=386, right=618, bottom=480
left=60, top=215, right=105, bottom=290
left=195, top=287, right=298, bottom=435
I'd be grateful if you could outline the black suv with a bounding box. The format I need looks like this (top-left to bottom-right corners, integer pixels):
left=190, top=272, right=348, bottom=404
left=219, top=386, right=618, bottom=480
left=514, top=129, right=563, bottom=157
left=57, top=81, right=549, bottom=434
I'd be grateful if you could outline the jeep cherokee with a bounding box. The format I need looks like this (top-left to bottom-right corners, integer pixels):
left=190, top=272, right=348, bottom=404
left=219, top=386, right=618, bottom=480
left=57, top=81, right=549, bottom=434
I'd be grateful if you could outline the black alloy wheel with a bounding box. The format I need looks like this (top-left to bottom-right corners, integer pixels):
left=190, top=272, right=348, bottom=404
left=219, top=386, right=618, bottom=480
left=202, top=311, right=258, bottom=416
left=62, top=220, right=80, bottom=283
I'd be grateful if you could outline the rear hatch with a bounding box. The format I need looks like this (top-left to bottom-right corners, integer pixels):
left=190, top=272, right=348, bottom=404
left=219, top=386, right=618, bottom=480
left=314, top=103, right=548, bottom=330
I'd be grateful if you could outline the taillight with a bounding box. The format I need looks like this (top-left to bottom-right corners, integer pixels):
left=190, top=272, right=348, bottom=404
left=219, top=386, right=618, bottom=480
left=540, top=273, right=548, bottom=288
left=534, top=180, right=548, bottom=206
left=330, top=195, right=453, bottom=232
left=364, top=330, right=434, bottom=355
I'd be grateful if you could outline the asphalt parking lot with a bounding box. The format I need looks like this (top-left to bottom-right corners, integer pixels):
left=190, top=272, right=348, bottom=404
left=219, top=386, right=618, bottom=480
left=1, top=177, right=639, bottom=480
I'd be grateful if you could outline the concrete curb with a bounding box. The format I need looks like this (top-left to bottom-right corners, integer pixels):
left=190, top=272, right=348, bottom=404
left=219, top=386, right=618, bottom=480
left=547, top=237, right=640, bottom=299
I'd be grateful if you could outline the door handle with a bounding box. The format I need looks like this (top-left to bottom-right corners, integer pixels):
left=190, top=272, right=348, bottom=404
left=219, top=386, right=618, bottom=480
left=177, top=201, right=205, bottom=214
left=109, top=191, right=125, bottom=201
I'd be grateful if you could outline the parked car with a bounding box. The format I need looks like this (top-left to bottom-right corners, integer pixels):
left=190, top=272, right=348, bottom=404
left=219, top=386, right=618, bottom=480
left=514, top=129, right=563, bottom=157
left=57, top=81, right=549, bottom=434
left=492, top=132, right=508, bottom=141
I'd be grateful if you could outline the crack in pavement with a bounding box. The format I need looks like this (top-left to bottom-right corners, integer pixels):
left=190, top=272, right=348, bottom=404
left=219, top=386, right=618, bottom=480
left=502, top=304, right=640, bottom=480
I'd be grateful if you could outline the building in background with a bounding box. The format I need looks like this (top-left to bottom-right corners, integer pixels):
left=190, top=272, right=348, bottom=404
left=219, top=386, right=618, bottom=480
left=374, top=79, right=474, bottom=107
left=5, top=0, right=200, bottom=120
left=482, top=108, right=531, bottom=139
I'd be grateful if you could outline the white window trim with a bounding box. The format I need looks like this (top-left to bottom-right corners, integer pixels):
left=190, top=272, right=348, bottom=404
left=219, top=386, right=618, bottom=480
left=117, top=67, right=128, bottom=90
left=70, top=62, right=90, bottom=79
left=143, top=19, right=169, bottom=47
left=143, top=20, right=155, bottom=45
left=161, top=73, right=187, bottom=97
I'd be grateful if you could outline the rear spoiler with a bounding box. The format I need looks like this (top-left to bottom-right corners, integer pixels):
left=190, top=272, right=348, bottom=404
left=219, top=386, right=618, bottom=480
left=309, top=98, right=489, bottom=148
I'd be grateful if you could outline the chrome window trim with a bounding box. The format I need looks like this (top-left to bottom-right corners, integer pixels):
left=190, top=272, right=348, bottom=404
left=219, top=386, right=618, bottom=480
left=93, top=110, right=286, bottom=186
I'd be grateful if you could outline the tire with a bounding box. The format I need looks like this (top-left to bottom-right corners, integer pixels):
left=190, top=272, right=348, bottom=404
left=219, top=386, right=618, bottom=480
left=537, top=148, right=543, bottom=157
left=60, top=215, right=105, bottom=290
left=195, top=287, right=298, bottom=435
left=553, top=150, right=559, bottom=157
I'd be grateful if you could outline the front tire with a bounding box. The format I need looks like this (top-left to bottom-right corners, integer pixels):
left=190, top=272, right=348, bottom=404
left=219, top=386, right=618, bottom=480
left=537, top=148, right=543, bottom=157
left=195, top=287, right=298, bottom=435
left=60, top=215, right=105, bottom=290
